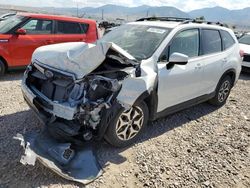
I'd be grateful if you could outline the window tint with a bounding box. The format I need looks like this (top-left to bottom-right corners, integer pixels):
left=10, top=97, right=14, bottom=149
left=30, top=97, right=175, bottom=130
left=169, top=29, right=199, bottom=58
left=57, top=21, right=82, bottom=34
left=221, top=30, right=235, bottom=49
left=81, top=23, right=89, bottom=33
left=201, top=29, right=222, bottom=55
left=22, top=19, right=52, bottom=34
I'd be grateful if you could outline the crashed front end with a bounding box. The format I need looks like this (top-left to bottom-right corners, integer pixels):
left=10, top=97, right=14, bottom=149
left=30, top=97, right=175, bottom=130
left=17, top=42, right=157, bottom=184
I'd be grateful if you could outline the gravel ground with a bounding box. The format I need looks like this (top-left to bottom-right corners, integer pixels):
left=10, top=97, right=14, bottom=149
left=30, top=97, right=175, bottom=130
left=0, top=71, right=249, bottom=188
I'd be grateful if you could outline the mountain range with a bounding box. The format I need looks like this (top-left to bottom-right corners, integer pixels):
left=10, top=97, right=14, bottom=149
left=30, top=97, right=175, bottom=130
left=46, top=5, right=250, bottom=27
left=1, top=4, right=250, bottom=27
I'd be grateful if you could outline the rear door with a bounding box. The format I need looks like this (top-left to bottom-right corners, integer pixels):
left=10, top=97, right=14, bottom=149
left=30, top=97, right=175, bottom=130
left=9, top=18, right=54, bottom=66
left=198, top=29, right=225, bottom=94
left=54, top=20, right=87, bottom=43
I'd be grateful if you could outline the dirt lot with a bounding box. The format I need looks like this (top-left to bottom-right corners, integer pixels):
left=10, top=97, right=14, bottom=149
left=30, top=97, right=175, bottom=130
left=0, top=71, right=249, bottom=188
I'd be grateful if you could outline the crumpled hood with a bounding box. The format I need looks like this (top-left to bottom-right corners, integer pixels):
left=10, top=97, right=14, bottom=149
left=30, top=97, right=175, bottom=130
left=239, top=43, right=250, bottom=54
left=32, top=42, right=136, bottom=79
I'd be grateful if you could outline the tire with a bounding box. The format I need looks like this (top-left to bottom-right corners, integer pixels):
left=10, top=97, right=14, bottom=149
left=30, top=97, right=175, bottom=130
left=105, top=101, right=149, bottom=148
left=209, top=76, right=232, bottom=106
left=0, top=60, right=6, bottom=76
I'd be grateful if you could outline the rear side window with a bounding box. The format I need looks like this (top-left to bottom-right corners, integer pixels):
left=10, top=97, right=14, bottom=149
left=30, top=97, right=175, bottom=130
left=57, top=21, right=82, bottom=34
left=81, top=23, right=89, bottom=33
left=201, top=29, right=222, bottom=55
left=169, top=29, right=199, bottom=58
left=221, top=30, right=235, bottom=49
left=22, top=19, right=52, bottom=34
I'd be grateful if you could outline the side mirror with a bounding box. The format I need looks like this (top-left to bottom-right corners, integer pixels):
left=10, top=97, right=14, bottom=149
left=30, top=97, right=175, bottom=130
left=167, top=53, right=188, bottom=69
left=15, top=28, right=26, bottom=35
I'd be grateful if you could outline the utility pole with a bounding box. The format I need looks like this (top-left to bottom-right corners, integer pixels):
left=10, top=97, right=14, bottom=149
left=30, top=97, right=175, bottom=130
left=76, top=3, right=79, bottom=17
left=101, top=9, right=104, bottom=20
left=146, top=10, right=149, bottom=17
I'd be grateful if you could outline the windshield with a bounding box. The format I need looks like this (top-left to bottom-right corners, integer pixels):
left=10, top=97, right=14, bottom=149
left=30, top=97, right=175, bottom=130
left=0, top=15, right=25, bottom=34
left=239, top=34, right=250, bottom=45
left=101, top=24, right=170, bottom=60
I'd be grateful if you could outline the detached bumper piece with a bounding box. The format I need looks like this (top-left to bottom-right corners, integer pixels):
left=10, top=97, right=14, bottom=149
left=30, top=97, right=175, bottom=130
left=14, top=131, right=102, bottom=185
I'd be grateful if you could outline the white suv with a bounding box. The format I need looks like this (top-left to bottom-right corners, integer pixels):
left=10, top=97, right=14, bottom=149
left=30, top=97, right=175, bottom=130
left=19, top=17, right=242, bottom=184
left=22, top=17, right=242, bottom=147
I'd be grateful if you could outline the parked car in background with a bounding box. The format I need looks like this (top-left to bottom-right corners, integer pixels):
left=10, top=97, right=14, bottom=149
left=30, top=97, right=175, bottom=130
left=239, top=33, right=250, bottom=69
left=0, top=13, right=99, bottom=75
left=234, top=31, right=244, bottom=39
left=104, top=26, right=118, bottom=35
left=0, top=12, right=16, bottom=21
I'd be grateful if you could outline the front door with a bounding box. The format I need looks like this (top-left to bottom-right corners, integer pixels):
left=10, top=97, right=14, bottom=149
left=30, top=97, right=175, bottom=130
left=157, top=29, right=204, bottom=112
left=9, top=18, right=54, bottom=66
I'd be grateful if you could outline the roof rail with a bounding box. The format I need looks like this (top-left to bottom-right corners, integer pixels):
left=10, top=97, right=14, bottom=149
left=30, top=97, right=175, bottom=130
left=136, top=16, right=227, bottom=27
left=136, top=17, right=192, bottom=22
left=182, top=19, right=226, bottom=27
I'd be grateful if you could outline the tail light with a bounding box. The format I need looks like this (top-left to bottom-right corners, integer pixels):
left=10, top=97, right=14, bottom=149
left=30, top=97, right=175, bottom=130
left=240, top=50, right=244, bottom=58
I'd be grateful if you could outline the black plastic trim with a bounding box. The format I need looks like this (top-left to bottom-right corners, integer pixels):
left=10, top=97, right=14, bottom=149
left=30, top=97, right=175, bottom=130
left=155, top=92, right=215, bottom=120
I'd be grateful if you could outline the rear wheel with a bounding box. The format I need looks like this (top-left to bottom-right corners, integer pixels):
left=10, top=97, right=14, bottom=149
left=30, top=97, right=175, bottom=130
left=105, top=101, right=148, bottom=148
left=209, top=76, right=232, bottom=106
left=0, top=60, right=6, bottom=76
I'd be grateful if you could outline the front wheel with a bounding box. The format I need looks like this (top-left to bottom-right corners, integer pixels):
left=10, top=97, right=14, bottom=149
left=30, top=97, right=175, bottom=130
left=209, top=76, right=232, bottom=106
left=105, top=101, right=149, bottom=148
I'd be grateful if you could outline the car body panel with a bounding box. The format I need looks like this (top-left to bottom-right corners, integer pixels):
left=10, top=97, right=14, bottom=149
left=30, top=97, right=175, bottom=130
left=9, top=34, right=57, bottom=66
left=32, top=42, right=136, bottom=80
left=157, top=57, right=204, bottom=112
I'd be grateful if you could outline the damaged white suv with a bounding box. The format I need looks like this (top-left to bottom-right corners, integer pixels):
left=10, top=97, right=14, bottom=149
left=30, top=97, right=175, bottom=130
left=19, top=17, right=242, bottom=183
left=21, top=18, right=242, bottom=147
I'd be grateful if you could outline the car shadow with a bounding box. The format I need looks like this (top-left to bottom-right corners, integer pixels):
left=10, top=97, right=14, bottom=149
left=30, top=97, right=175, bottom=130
left=95, top=102, right=219, bottom=167
left=0, top=102, right=220, bottom=187
left=0, top=70, right=24, bottom=82
left=0, top=110, right=82, bottom=187
left=240, top=71, right=250, bottom=80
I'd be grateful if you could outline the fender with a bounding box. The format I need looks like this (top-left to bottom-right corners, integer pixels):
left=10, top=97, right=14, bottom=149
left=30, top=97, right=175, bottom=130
left=217, top=69, right=236, bottom=88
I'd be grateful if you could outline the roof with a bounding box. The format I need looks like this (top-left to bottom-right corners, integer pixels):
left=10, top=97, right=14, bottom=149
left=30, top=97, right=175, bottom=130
left=17, top=12, right=96, bottom=24
left=129, top=20, right=229, bottom=31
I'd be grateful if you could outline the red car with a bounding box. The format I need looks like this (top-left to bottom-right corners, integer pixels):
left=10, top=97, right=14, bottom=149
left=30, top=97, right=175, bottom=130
left=0, top=13, right=99, bottom=75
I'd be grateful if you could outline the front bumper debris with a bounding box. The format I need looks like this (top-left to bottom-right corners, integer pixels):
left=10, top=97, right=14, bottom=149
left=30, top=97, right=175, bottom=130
left=14, top=131, right=102, bottom=184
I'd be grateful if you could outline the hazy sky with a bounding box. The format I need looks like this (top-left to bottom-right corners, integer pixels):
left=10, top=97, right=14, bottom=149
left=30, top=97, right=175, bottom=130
left=0, top=0, right=249, bottom=11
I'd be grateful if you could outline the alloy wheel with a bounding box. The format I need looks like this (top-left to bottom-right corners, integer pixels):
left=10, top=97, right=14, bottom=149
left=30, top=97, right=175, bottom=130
left=115, top=106, right=144, bottom=141
left=218, top=80, right=231, bottom=103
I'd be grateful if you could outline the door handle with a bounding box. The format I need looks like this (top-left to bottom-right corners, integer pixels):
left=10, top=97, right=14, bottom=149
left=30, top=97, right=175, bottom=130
left=222, top=58, right=227, bottom=63
left=195, top=63, right=202, bottom=69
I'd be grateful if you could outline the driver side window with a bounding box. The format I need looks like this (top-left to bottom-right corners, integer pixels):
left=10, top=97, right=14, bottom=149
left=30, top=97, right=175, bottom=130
left=169, top=29, right=199, bottom=58
left=22, top=19, right=52, bottom=34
